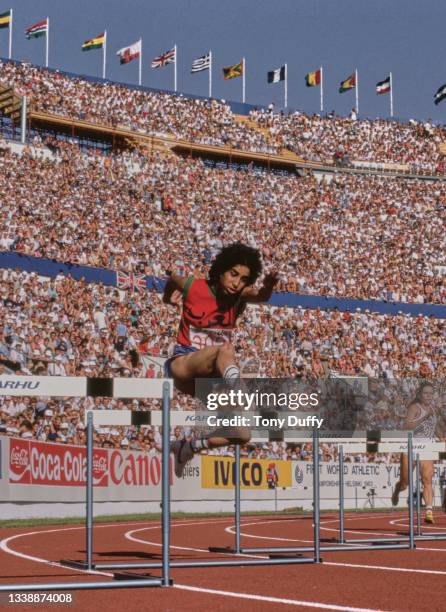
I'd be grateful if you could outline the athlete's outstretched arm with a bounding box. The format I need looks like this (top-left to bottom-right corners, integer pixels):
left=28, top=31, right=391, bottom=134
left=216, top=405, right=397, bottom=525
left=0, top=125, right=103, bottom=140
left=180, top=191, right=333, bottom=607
left=241, top=272, right=279, bottom=304
left=163, top=272, right=189, bottom=304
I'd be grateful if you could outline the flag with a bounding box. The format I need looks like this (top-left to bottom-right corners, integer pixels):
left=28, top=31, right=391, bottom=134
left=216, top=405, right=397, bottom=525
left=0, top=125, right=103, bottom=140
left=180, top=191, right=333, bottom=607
left=82, top=32, right=105, bottom=51
left=151, top=47, right=176, bottom=68
left=339, top=73, right=356, bottom=93
left=222, top=61, right=243, bottom=80
left=376, top=76, right=391, bottom=95
left=0, top=10, right=11, bottom=29
left=305, top=69, right=321, bottom=87
left=267, top=65, right=285, bottom=84
left=116, top=271, right=146, bottom=293
left=434, top=84, right=446, bottom=105
left=116, top=40, right=141, bottom=64
left=25, top=18, right=47, bottom=39
left=191, top=53, right=210, bottom=73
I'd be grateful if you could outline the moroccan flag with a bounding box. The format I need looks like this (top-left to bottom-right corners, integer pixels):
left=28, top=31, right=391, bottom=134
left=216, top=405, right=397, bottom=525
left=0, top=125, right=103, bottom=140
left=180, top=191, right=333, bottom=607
left=0, top=10, right=11, bottom=29
left=223, top=61, right=243, bottom=80
left=305, top=69, right=321, bottom=87
left=434, top=84, right=446, bottom=105
left=116, top=40, right=141, bottom=64
left=82, top=32, right=105, bottom=51
left=25, top=18, right=48, bottom=39
left=376, top=76, right=391, bottom=95
left=339, top=73, right=356, bottom=93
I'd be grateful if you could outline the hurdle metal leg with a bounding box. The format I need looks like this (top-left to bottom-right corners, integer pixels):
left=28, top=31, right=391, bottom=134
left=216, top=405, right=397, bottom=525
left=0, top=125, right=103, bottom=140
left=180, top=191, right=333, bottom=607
left=161, top=381, right=171, bottom=587
left=313, top=428, right=321, bottom=562
left=339, top=445, right=345, bottom=544
left=416, top=454, right=422, bottom=537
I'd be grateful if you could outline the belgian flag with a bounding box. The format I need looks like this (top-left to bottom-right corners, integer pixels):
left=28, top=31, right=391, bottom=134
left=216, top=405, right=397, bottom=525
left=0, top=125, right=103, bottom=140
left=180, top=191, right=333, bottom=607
left=222, top=61, right=243, bottom=80
left=305, top=69, right=321, bottom=87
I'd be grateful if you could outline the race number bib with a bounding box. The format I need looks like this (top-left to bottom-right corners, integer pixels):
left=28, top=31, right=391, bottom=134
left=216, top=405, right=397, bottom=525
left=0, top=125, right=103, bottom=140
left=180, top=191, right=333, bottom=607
left=190, top=326, right=232, bottom=350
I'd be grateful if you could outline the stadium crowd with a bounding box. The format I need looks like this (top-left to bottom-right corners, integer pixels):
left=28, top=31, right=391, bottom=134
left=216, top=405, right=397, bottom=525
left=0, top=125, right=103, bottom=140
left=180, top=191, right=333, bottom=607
left=0, top=60, right=277, bottom=154
left=251, top=109, right=446, bottom=174
left=0, top=142, right=444, bottom=304
left=1, top=59, right=446, bottom=173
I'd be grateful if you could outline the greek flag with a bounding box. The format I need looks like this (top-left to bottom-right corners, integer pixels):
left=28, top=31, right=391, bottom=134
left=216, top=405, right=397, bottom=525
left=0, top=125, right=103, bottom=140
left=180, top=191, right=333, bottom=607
left=191, top=52, right=210, bottom=73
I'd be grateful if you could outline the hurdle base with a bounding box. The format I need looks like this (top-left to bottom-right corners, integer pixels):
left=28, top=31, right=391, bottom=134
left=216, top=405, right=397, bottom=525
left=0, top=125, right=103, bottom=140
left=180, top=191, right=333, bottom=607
left=113, top=572, right=173, bottom=585
left=60, top=559, right=91, bottom=569
left=208, top=546, right=238, bottom=554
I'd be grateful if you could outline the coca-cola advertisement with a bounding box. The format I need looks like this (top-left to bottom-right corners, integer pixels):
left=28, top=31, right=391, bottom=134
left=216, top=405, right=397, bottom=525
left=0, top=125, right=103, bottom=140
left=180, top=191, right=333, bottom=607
left=8, top=438, right=163, bottom=488
left=9, top=438, right=108, bottom=487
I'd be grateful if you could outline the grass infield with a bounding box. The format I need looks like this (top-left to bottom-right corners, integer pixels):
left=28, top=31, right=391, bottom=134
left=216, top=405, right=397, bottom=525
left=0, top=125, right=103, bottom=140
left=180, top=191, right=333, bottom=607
left=0, top=506, right=404, bottom=529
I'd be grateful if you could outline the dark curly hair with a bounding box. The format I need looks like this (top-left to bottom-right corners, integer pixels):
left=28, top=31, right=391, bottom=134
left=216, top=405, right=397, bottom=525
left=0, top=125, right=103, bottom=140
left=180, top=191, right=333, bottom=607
left=208, top=242, right=262, bottom=286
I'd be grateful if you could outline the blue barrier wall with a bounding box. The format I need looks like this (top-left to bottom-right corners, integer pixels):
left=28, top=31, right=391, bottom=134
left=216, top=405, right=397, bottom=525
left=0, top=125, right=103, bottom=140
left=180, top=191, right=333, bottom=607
left=1, top=252, right=444, bottom=318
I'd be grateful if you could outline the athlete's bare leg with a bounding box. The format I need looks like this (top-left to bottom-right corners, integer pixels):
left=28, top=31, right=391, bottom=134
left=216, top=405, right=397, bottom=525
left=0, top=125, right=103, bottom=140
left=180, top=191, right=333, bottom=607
left=392, top=453, right=409, bottom=506
left=170, top=342, right=250, bottom=475
left=392, top=454, right=435, bottom=522
left=420, top=460, right=434, bottom=508
left=171, top=343, right=237, bottom=393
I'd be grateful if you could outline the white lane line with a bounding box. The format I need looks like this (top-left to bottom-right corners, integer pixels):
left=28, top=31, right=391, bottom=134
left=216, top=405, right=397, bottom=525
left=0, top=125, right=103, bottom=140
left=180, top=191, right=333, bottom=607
left=325, top=561, right=446, bottom=576
left=390, top=517, right=446, bottom=531
left=224, top=514, right=409, bottom=543
left=174, top=584, right=393, bottom=612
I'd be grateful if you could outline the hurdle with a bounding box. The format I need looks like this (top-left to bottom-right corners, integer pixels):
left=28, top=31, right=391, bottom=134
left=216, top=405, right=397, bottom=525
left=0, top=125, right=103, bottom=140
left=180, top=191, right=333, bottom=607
left=92, top=428, right=322, bottom=570
left=0, top=375, right=172, bottom=591
left=339, top=438, right=446, bottom=544
left=210, top=431, right=415, bottom=557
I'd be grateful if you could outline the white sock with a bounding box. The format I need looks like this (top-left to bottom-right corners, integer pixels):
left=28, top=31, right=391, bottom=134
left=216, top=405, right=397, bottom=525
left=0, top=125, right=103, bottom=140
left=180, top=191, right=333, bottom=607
left=223, top=364, right=240, bottom=388
left=191, top=437, right=209, bottom=452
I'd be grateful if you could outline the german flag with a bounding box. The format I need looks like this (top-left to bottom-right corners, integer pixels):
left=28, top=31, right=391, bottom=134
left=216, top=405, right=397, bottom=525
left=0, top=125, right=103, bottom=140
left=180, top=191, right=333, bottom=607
left=339, top=73, right=356, bottom=93
left=0, top=10, right=11, bottom=29
left=82, top=32, right=105, bottom=51
left=222, top=61, right=243, bottom=80
left=305, top=69, right=321, bottom=87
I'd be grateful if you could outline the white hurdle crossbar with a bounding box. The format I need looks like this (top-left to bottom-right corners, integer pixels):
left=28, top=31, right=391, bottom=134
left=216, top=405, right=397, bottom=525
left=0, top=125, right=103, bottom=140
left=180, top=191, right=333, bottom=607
left=0, top=375, right=173, bottom=591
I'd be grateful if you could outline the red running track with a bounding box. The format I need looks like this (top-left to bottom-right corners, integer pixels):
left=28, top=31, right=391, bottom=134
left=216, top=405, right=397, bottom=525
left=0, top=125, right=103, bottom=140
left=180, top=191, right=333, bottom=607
left=1, top=512, right=446, bottom=612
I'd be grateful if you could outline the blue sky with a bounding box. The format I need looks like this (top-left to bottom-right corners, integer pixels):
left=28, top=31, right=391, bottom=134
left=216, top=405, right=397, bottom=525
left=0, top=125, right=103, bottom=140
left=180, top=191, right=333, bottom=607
left=1, top=0, right=445, bottom=122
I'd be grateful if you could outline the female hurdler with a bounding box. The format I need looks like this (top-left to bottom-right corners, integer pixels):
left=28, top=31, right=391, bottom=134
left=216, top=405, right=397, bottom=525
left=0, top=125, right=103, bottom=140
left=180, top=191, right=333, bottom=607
left=163, top=242, right=278, bottom=476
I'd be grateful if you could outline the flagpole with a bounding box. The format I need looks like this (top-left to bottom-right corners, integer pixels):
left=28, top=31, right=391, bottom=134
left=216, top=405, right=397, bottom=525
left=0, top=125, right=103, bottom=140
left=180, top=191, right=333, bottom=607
left=174, top=44, right=177, bottom=92
left=138, top=38, right=142, bottom=86
left=8, top=9, right=12, bottom=59
left=45, top=17, right=49, bottom=67
left=242, top=57, right=246, bottom=104
left=103, top=30, right=107, bottom=79
left=355, top=68, right=359, bottom=115
left=284, top=63, right=288, bottom=109
left=390, top=72, right=394, bottom=117
left=320, top=66, right=323, bottom=113
left=209, top=50, right=212, bottom=98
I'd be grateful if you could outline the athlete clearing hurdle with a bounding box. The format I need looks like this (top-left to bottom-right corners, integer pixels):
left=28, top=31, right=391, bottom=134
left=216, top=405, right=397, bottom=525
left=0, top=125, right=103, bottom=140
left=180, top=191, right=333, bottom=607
left=391, top=382, right=445, bottom=524
left=163, top=242, right=278, bottom=477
